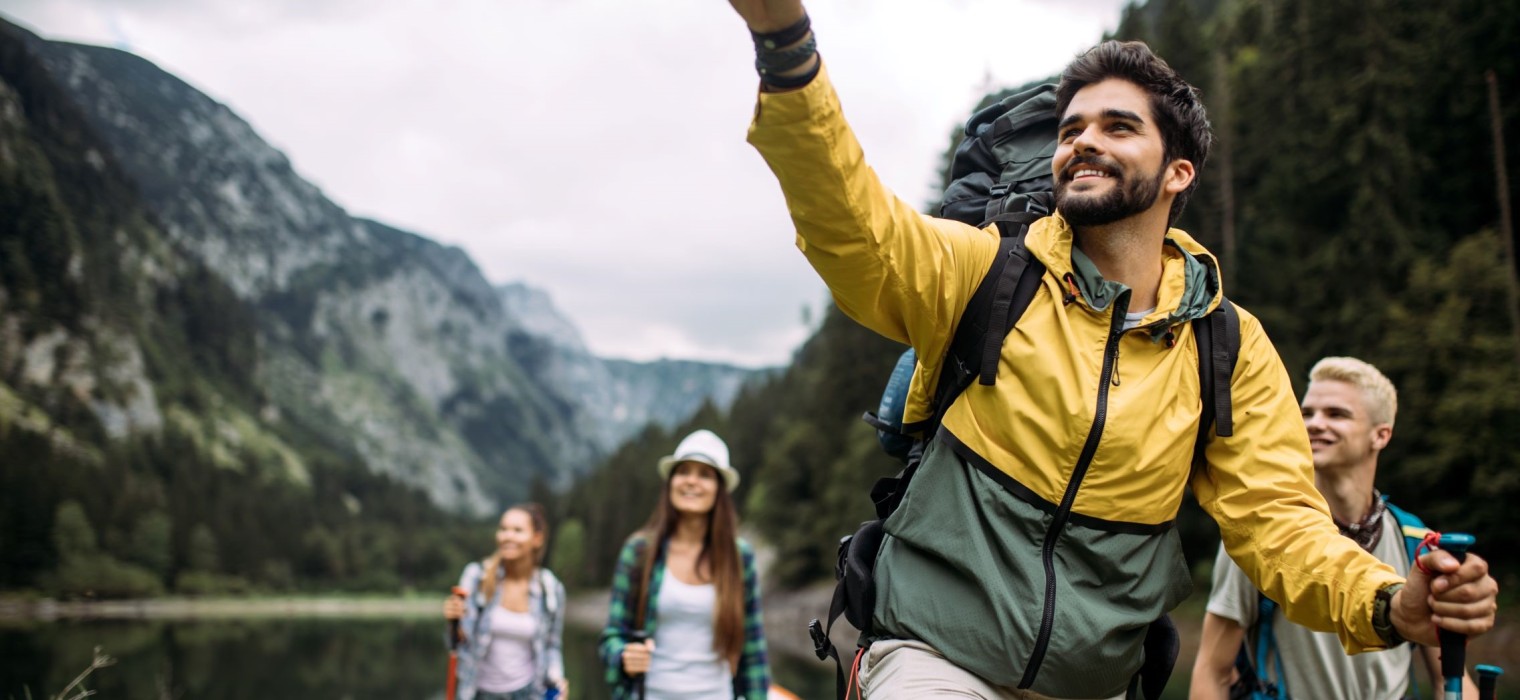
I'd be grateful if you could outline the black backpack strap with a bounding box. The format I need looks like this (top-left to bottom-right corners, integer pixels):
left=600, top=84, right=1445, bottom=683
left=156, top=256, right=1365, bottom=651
left=1208, top=298, right=1238, bottom=437
left=807, top=606, right=849, bottom=700
left=933, top=219, right=1046, bottom=417
left=1191, top=297, right=1239, bottom=472
left=1136, top=614, right=1181, bottom=700
left=976, top=215, right=1046, bottom=386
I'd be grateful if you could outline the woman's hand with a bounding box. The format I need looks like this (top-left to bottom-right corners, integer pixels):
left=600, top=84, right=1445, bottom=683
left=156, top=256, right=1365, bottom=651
left=443, top=593, right=465, bottom=620
left=725, top=0, right=806, bottom=34
left=621, top=638, right=655, bottom=675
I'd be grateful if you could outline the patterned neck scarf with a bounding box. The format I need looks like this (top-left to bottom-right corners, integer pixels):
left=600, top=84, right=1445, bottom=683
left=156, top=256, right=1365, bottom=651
left=1333, top=489, right=1386, bottom=552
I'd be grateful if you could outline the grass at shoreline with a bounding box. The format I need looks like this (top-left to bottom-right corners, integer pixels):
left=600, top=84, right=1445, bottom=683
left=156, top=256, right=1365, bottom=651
left=0, top=592, right=444, bottom=624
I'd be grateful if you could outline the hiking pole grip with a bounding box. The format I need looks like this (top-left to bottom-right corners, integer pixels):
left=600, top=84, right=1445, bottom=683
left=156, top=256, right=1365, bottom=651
left=446, top=585, right=467, bottom=700
left=1477, top=665, right=1503, bottom=700
left=628, top=630, right=650, bottom=700
left=449, top=586, right=467, bottom=649
left=1437, top=533, right=1476, bottom=699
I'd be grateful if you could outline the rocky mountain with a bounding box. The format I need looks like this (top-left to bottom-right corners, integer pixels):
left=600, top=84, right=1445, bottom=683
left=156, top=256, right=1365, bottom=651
left=0, top=18, right=764, bottom=515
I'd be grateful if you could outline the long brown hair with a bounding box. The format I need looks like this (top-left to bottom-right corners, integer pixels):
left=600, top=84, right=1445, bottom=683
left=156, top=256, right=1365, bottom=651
left=480, top=502, right=549, bottom=596
left=634, top=465, right=744, bottom=668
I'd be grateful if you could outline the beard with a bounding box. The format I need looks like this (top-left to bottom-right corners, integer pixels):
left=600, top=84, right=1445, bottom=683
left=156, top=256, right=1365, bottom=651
left=1054, top=157, right=1167, bottom=227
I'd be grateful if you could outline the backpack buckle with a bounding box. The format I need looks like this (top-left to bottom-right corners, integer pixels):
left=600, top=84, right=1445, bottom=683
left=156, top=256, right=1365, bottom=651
left=808, top=618, right=833, bottom=660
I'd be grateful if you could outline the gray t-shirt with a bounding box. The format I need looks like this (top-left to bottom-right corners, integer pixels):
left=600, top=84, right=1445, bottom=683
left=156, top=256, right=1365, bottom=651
left=1207, top=515, right=1416, bottom=700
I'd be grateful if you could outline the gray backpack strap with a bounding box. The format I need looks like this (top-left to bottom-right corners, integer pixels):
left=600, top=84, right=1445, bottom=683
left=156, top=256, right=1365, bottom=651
left=539, top=569, right=559, bottom=615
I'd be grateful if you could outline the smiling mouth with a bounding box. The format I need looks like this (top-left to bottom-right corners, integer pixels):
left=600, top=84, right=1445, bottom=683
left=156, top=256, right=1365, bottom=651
left=1063, top=158, right=1119, bottom=182
left=1071, top=168, right=1112, bottom=180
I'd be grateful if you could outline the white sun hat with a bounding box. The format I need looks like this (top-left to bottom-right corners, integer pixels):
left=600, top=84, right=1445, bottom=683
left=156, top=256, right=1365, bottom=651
left=656, top=429, right=740, bottom=492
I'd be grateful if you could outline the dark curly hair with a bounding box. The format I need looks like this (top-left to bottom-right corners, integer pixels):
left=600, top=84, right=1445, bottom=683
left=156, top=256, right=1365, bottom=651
left=1055, top=40, right=1212, bottom=224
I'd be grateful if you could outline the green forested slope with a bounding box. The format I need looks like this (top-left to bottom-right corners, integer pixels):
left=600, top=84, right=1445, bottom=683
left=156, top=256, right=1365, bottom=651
left=0, top=19, right=478, bottom=598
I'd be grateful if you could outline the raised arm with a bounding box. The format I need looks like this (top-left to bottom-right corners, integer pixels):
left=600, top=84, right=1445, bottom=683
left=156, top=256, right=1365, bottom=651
left=727, top=0, right=805, bottom=32
left=734, top=15, right=998, bottom=377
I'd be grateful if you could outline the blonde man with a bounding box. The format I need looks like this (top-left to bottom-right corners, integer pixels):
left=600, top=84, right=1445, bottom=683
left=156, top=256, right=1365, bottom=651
left=1191, top=357, right=1478, bottom=699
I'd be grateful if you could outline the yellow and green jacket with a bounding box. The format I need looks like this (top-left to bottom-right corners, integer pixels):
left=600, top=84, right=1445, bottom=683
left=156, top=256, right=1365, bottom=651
left=746, top=64, right=1403, bottom=697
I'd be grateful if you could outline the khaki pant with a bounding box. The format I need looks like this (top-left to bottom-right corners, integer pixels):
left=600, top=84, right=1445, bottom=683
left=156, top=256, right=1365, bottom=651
left=857, top=639, right=1128, bottom=700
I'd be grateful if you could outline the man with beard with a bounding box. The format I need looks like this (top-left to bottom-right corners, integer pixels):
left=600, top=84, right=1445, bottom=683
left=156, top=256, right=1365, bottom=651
left=726, top=1, right=1499, bottom=698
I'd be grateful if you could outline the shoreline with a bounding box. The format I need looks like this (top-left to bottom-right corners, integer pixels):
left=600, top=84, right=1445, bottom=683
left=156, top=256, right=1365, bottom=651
left=0, top=587, right=851, bottom=661
left=0, top=595, right=440, bottom=623
left=6, top=589, right=1515, bottom=670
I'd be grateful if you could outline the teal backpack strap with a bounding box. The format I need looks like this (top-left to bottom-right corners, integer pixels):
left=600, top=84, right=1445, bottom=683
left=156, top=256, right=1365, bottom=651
left=1249, top=594, right=1289, bottom=699
left=1382, top=496, right=1431, bottom=565
left=1382, top=496, right=1430, bottom=697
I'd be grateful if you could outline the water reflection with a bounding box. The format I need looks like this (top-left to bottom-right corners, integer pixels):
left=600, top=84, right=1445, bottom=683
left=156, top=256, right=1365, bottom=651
left=0, top=619, right=834, bottom=700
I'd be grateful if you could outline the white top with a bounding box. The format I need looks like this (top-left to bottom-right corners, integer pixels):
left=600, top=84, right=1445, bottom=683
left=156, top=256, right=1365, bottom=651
left=477, top=605, right=536, bottom=693
left=646, top=574, right=733, bottom=699
left=1207, top=515, right=1415, bottom=700
left=1121, top=307, right=1154, bottom=331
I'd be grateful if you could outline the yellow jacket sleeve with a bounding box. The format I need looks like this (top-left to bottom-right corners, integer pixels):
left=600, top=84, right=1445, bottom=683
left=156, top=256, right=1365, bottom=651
left=745, top=63, right=997, bottom=366
left=1191, top=311, right=1404, bottom=653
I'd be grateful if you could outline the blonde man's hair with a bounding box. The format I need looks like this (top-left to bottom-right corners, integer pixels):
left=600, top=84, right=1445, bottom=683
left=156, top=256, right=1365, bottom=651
left=1308, top=357, right=1398, bottom=427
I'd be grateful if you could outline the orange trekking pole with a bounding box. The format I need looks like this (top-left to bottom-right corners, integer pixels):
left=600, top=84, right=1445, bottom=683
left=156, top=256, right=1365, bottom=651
left=446, top=586, right=467, bottom=700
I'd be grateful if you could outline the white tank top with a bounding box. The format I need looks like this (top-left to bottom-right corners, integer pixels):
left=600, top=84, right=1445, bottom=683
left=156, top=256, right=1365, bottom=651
left=646, top=574, right=733, bottom=699
left=476, top=605, right=536, bottom=693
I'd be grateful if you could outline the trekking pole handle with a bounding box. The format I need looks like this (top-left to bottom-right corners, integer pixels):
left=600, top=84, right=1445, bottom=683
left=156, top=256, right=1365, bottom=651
left=627, top=630, right=650, bottom=654
left=627, top=630, right=650, bottom=700
left=626, top=630, right=652, bottom=674
left=448, top=586, right=468, bottom=650
left=1437, top=533, right=1476, bottom=698
left=1477, top=665, right=1503, bottom=700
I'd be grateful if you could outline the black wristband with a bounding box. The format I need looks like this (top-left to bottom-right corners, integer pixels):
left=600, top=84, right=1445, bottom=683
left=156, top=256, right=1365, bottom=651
left=756, top=34, right=817, bottom=77
left=750, top=14, right=811, bottom=51
left=761, top=58, right=820, bottom=90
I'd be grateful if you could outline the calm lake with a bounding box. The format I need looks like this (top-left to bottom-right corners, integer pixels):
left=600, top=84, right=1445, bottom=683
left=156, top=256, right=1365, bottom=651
left=0, top=618, right=837, bottom=700
left=3, top=615, right=1515, bottom=699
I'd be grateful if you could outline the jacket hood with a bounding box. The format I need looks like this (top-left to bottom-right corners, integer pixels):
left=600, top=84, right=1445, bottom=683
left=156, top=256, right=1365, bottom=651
left=1028, top=212, right=1223, bottom=338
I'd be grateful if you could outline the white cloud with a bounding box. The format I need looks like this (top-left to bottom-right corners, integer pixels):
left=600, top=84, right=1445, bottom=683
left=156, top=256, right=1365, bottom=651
left=4, top=0, right=1126, bottom=367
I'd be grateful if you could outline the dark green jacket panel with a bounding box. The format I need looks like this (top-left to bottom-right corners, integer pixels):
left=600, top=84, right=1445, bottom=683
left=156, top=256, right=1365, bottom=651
left=872, top=433, right=1193, bottom=697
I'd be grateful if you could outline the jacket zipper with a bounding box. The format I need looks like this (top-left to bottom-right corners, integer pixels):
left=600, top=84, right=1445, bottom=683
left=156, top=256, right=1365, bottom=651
left=1017, top=291, right=1129, bottom=689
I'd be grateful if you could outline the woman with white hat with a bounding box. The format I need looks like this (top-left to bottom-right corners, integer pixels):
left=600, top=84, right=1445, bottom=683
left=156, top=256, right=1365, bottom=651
left=597, top=429, right=771, bottom=700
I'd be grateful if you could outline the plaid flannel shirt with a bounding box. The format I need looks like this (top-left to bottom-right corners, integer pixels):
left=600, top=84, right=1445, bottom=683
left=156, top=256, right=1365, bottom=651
left=597, top=534, right=770, bottom=700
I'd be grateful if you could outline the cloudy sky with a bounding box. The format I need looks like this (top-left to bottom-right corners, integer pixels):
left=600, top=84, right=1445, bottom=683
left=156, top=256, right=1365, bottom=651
left=6, top=0, right=1127, bottom=367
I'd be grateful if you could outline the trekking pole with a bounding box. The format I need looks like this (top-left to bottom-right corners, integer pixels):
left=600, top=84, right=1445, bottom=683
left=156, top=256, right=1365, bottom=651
left=1476, top=665, right=1503, bottom=700
left=446, top=585, right=467, bottom=700
left=628, top=630, right=650, bottom=700
left=1436, top=533, right=1476, bottom=700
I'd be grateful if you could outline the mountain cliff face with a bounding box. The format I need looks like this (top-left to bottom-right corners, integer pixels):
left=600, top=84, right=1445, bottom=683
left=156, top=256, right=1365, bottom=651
left=0, top=20, right=764, bottom=514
